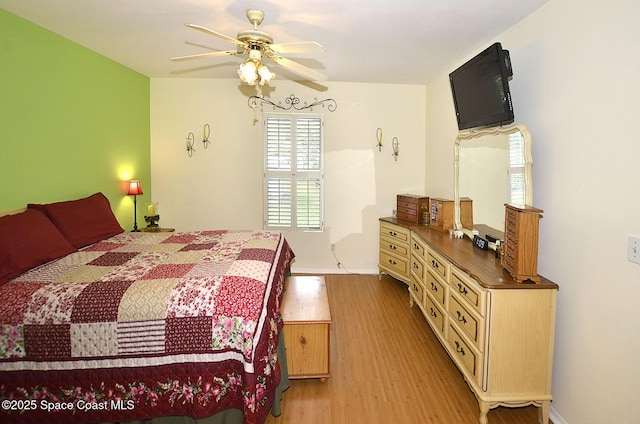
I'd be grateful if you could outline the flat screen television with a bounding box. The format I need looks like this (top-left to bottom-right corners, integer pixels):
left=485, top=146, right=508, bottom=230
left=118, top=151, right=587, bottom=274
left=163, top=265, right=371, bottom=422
left=449, top=42, right=514, bottom=130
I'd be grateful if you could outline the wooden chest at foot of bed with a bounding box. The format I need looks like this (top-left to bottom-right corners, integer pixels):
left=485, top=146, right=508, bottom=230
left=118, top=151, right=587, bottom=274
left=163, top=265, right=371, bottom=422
left=281, top=276, right=332, bottom=382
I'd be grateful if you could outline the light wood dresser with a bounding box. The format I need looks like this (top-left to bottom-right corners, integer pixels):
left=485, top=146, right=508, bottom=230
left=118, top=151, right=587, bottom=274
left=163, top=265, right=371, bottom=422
left=281, top=276, right=332, bottom=382
left=379, top=217, right=558, bottom=424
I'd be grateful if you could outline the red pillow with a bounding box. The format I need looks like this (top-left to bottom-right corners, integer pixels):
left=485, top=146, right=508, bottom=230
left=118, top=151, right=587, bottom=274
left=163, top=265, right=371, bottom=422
left=0, top=209, right=77, bottom=284
left=29, top=192, right=124, bottom=249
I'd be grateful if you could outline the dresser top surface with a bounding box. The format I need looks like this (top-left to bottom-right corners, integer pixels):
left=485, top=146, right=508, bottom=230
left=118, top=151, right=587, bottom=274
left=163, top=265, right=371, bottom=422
left=380, top=217, right=558, bottom=290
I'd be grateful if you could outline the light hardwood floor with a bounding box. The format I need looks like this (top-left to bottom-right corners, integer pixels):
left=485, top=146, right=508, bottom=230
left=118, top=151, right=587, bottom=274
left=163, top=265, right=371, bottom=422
left=266, top=273, right=551, bottom=424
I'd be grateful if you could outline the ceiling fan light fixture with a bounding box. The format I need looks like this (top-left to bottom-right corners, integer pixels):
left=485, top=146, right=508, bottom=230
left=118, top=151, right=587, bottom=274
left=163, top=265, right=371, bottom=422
left=174, top=9, right=325, bottom=89
left=258, top=64, right=275, bottom=85
left=238, top=59, right=259, bottom=85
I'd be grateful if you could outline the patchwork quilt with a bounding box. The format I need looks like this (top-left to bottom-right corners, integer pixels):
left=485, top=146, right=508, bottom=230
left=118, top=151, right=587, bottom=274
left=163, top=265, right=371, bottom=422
left=0, top=230, right=294, bottom=424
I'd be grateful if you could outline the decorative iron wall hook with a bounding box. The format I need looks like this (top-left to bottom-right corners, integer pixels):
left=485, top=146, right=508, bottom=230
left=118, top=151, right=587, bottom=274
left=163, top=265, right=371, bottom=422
left=202, top=124, right=211, bottom=149
left=248, top=94, right=337, bottom=112
left=185, top=132, right=195, bottom=157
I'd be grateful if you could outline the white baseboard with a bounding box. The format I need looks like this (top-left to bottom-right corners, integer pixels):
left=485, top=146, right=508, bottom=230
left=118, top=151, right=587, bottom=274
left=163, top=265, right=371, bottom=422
left=550, top=407, right=568, bottom=424
left=290, top=267, right=379, bottom=275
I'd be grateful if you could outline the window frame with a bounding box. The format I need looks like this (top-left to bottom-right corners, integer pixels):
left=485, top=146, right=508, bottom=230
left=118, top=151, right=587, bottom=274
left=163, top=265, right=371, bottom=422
left=263, top=112, right=324, bottom=232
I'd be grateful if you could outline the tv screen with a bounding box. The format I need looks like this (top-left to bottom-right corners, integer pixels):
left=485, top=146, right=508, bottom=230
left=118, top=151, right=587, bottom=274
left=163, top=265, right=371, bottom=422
left=449, top=42, right=514, bottom=130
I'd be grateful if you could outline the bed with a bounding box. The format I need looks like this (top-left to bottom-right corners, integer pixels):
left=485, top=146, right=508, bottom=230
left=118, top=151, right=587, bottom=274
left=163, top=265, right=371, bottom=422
left=0, top=193, right=295, bottom=424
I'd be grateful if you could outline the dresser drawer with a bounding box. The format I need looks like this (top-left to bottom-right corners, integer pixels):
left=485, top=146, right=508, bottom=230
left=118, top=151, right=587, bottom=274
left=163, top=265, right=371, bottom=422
left=450, top=267, right=486, bottom=316
left=449, top=293, right=484, bottom=350
left=425, top=269, right=446, bottom=306
left=380, top=235, right=409, bottom=257
left=409, top=273, right=424, bottom=305
left=426, top=249, right=449, bottom=281
left=424, top=292, right=445, bottom=334
left=380, top=222, right=410, bottom=244
left=410, top=255, right=425, bottom=280
left=447, top=324, right=482, bottom=386
left=410, top=235, right=427, bottom=261
left=380, top=250, right=409, bottom=276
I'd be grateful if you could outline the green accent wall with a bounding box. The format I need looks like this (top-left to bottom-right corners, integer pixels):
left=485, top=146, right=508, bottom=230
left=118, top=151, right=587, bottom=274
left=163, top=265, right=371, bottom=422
left=0, top=9, right=150, bottom=229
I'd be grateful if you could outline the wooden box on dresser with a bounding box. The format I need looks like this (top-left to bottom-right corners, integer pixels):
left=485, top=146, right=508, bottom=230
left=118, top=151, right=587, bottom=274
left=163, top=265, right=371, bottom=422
left=379, top=218, right=558, bottom=424
left=503, top=204, right=543, bottom=283
left=397, top=194, right=429, bottom=224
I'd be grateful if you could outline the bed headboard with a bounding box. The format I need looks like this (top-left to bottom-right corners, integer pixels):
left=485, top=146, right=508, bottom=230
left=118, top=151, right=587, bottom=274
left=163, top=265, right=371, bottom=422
left=0, top=207, right=27, bottom=218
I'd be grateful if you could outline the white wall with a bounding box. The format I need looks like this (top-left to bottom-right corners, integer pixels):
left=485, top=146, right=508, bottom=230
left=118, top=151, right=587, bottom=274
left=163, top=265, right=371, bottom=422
left=426, top=1, right=640, bottom=423
left=150, top=79, right=426, bottom=273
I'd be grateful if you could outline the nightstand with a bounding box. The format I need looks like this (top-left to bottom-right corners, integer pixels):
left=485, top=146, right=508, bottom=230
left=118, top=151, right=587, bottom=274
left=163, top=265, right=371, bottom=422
left=140, top=227, right=175, bottom=233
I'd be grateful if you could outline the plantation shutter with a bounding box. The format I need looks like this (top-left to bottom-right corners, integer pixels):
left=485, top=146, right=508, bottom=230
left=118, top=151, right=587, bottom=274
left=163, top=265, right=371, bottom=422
left=508, top=132, right=526, bottom=205
left=265, top=114, right=323, bottom=230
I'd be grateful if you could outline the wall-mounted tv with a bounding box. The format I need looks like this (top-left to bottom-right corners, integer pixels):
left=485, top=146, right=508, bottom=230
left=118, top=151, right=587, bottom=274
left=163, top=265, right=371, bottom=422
left=449, top=42, right=514, bottom=131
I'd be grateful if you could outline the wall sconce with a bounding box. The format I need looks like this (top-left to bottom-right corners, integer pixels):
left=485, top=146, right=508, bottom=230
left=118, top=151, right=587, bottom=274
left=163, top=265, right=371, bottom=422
left=392, top=137, right=399, bottom=161
left=202, top=124, right=211, bottom=149
left=126, top=180, right=143, bottom=232
left=376, top=128, right=383, bottom=152
left=185, top=132, right=195, bottom=157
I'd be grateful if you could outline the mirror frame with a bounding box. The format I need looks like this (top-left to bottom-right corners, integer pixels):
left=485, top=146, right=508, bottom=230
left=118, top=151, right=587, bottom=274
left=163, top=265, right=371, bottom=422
left=453, top=123, right=533, bottom=239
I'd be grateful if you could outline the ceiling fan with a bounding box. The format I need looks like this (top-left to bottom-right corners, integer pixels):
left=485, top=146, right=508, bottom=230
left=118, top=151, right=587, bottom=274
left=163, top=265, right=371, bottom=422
left=170, top=9, right=327, bottom=87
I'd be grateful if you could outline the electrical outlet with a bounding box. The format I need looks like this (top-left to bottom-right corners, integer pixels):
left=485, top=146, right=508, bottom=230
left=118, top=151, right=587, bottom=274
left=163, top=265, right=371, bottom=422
left=628, top=235, right=640, bottom=264
left=330, top=244, right=335, bottom=252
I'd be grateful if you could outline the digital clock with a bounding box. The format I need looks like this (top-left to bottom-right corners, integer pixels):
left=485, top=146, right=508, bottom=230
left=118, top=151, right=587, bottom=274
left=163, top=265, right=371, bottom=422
left=473, top=235, right=489, bottom=250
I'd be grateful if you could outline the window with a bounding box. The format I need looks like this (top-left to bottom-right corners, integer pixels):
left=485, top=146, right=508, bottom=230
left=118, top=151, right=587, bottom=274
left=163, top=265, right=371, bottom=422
left=264, top=114, right=323, bottom=231
left=508, top=131, right=526, bottom=205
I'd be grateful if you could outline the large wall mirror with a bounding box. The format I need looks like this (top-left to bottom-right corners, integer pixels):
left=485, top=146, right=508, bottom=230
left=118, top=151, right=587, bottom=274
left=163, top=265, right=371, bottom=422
left=453, top=124, right=533, bottom=240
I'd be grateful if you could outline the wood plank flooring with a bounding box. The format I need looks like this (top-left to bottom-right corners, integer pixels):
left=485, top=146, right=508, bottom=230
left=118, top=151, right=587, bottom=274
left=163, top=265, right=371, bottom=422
left=266, top=274, right=550, bottom=424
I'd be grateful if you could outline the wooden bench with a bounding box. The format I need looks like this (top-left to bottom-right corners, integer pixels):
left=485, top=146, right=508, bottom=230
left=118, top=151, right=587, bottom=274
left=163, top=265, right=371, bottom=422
left=281, top=276, right=332, bottom=382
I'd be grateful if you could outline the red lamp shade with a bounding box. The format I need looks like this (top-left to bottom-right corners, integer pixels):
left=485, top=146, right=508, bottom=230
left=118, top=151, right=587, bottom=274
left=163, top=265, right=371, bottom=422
left=127, top=180, right=143, bottom=196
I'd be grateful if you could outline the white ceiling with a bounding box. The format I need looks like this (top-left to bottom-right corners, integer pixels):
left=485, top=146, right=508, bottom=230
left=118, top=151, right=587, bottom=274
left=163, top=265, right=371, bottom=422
left=1, top=0, right=549, bottom=85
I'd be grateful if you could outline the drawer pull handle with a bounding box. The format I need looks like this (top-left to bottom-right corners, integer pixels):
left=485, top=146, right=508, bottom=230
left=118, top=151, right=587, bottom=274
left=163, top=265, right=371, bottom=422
left=456, top=310, right=467, bottom=325
left=389, top=231, right=397, bottom=236
left=430, top=282, right=438, bottom=292
left=431, top=260, right=439, bottom=269
left=457, top=283, right=468, bottom=296
left=389, top=244, right=396, bottom=250
left=455, top=341, right=466, bottom=356
left=429, top=307, right=438, bottom=318
left=413, top=243, right=420, bottom=250
left=413, top=262, right=419, bottom=269
left=412, top=284, right=419, bottom=292
left=388, top=259, right=397, bottom=265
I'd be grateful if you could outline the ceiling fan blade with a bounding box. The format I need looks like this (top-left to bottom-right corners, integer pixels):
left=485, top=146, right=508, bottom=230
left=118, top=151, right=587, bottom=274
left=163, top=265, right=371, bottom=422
left=170, top=50, right=237, bottom=62
left=185, top=23, right=246, bottom=48
left=270, top=55, right=327, bottom=82
left=269, top=41, right=325, bottom=54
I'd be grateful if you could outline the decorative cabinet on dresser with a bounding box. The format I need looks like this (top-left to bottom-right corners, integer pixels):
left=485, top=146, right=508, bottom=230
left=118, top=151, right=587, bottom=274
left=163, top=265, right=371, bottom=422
left=379, top=220, right=411, bottom=283
left=503, top=204, right=543, bottom=283
left=381, top=218, right=558, bottom=424
left=397, top=194, right=429, bottom=224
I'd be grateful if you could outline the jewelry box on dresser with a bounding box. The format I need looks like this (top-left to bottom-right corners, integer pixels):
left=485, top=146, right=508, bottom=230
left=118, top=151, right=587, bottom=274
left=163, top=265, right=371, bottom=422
left=502, top=204, right=543, bottom=283
left=379, top=217, right=558, bottom=424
